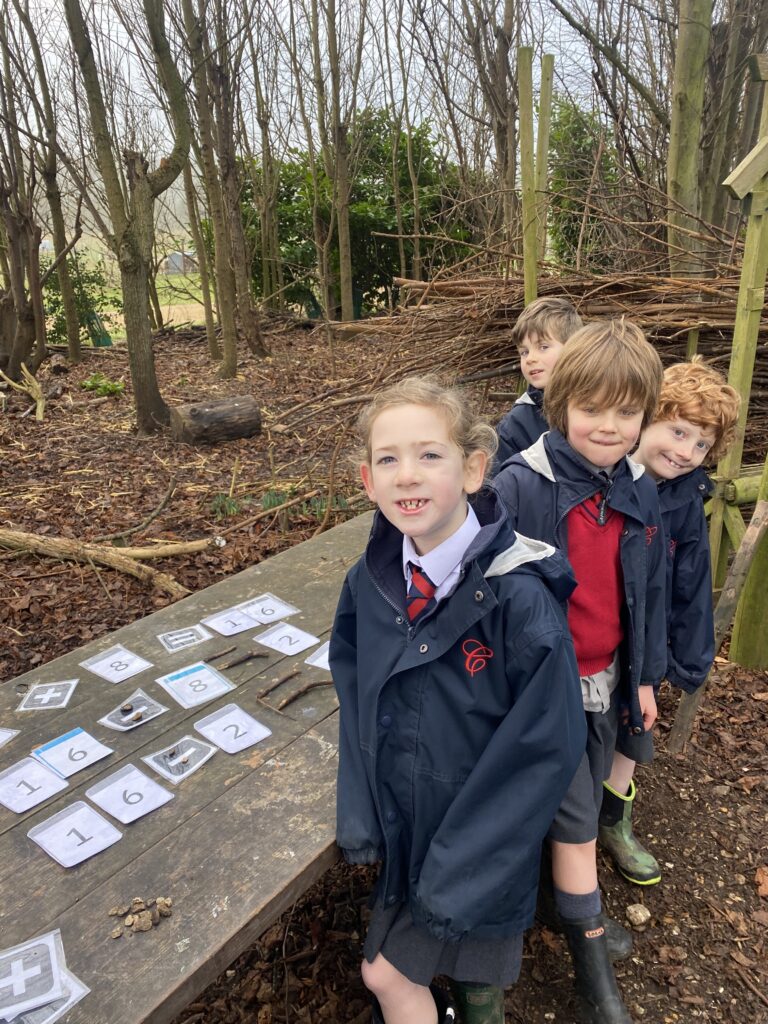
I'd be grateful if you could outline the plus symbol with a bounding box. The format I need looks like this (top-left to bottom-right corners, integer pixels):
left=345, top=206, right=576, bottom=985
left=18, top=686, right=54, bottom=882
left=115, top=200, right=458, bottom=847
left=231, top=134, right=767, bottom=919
left=33, top=690, right=59, bottom=705
left=1, top=956, right=42, bottom=996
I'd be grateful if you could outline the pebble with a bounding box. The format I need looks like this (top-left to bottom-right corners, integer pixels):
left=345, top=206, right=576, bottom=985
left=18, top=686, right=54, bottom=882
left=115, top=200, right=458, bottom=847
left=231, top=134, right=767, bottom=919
left=132, top=911, right=153, bottom=933
left=111, top=927, right=123, bottom=940
left=626, top=904, right=651, bottom=929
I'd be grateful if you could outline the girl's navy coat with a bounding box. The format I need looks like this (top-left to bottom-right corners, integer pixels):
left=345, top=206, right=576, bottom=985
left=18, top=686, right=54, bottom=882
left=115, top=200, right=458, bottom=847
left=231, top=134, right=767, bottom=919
left=494, top=384, right=548, bottom=470
left=331, top=490, right=586, bottom=943
left=492, top=431, right=667, bottom=734
left=658, top=466, right=714, bottom=691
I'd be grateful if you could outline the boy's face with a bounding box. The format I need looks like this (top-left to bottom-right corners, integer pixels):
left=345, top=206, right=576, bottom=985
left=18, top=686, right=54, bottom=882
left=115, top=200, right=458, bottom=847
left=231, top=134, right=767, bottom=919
left=634, top=417, right=715, bottom=481
left=518, top=331, right=564, bottom=389
left=566, top=395, right=644, bottom=469
left=360, top=403, right=486, bottom=556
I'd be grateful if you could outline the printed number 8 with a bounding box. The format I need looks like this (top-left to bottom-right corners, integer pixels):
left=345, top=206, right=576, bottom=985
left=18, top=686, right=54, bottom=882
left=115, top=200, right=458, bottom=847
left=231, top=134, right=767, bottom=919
left=188, top=679, right=208, bottom=693
left=110, top=660, right=129, bottom=672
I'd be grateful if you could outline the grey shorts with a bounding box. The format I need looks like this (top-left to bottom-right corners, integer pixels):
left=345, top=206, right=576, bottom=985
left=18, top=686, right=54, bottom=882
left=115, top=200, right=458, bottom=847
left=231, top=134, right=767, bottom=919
left=548, top=687, right=620, bottom=845
left=616, top=722, right=654, bottom=763
left=364, top=899, right=523, bottom=987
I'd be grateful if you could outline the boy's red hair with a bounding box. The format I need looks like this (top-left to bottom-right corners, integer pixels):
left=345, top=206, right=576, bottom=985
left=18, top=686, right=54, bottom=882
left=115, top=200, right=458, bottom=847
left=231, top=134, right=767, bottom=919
left=655, top=359, right=740, bottom=462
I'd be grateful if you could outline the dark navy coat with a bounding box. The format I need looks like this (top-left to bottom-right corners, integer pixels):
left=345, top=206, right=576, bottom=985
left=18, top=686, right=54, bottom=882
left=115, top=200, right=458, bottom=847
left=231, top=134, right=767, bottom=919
left=658, top=467, right=714, bottom=692
left=492, top=431, right=667, bottom=735
left=494, top=385, right=548, bottom=471
left=330, top=491, right=586, bottom=942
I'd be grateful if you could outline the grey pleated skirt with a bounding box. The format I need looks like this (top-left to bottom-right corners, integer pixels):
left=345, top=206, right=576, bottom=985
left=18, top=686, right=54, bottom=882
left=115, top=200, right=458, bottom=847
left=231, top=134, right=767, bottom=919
left=363, top=899, right=523, bottom=987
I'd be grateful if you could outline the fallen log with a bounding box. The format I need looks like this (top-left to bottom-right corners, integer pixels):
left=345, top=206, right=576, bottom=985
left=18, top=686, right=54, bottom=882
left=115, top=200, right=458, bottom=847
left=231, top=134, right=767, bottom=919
left=0, top=528, right=190, bottom=599
left=170, top=395, right=261, bottom=444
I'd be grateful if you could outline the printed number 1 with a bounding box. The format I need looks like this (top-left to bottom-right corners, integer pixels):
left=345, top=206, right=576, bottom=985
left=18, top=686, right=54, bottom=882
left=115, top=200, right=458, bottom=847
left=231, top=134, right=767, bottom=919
left=16, top=779, right=41, bottom=796
left=67, top=827, right=92, bottom=846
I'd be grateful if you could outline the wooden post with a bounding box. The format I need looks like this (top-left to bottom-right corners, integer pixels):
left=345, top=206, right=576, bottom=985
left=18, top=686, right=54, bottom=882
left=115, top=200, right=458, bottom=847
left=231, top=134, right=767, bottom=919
left=685, top=327, right=699, bottom=357
left=518, top=46, right=537, bottom=304
left=535, top=54, right=554, bottom=259
left=730, top=451, right=768, bottom=665
left=707, top=57, right=768, bottom=590
left=669, top=454, right=768, bottom=751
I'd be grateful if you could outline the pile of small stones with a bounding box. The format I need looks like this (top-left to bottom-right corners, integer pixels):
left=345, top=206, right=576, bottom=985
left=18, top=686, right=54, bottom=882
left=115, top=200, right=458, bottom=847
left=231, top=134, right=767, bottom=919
left=108, top=896, right=173, bottom=938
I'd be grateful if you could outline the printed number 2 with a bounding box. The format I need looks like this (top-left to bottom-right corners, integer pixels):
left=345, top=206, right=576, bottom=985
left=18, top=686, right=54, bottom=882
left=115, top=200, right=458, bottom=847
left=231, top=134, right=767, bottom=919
left=67, top=827, right=92, bottom=846
left=223, top=722, right=246, bottom=740
left=278, top=634, right=298, bottom=647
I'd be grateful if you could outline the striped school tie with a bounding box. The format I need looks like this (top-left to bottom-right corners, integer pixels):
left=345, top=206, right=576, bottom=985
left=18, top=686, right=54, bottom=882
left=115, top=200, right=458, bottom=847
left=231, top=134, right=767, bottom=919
left=406, top=563, right=437, bottom=623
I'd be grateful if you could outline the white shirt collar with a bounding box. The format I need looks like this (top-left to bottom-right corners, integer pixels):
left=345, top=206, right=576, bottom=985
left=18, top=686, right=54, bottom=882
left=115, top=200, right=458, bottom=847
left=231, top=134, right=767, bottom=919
left=402, top=503, right=482, bottom=587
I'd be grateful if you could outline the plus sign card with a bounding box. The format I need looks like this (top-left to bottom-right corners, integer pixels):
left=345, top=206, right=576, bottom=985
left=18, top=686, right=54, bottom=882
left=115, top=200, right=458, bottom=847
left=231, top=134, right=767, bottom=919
left=0, top=930, right=64, bottom=1019
left=16, top=681, right=79, bottom=713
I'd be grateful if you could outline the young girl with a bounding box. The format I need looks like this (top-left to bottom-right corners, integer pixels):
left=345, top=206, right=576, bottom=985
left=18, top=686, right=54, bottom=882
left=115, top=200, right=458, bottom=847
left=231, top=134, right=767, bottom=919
left=330, top=377, right=586, bottom=1024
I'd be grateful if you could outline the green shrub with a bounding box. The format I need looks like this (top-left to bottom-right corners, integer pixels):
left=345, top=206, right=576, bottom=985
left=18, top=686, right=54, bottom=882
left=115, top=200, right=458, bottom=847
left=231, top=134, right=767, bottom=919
left=80, top=372, right=125, bottom=397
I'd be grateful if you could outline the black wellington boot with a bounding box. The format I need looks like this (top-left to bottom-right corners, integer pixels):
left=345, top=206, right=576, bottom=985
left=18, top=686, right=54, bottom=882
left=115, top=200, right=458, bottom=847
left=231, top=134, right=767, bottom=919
left=560, top=915, right=633, bottom=1024
left=537, top=849, right=633, bottom=962
left=371, top=984, right=457, bottom=1023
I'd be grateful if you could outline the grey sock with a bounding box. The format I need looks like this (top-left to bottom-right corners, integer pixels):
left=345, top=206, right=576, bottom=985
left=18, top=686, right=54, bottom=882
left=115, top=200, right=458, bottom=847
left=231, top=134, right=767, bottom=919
left=555, top=886, right=601, bottom=920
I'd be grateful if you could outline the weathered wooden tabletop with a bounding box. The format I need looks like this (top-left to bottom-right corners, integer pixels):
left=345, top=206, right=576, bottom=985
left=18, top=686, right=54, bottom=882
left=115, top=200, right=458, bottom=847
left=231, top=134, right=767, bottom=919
left=0, top=511, right=372, bottom=1024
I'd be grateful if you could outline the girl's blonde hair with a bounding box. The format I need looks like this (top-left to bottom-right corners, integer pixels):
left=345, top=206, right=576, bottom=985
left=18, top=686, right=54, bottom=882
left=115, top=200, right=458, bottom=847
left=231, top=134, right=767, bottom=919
left=655, top=358, right=740, bottom=462
left=357, top=376, right=498, bottom=476
left=544, top=319, right=663, bottom=433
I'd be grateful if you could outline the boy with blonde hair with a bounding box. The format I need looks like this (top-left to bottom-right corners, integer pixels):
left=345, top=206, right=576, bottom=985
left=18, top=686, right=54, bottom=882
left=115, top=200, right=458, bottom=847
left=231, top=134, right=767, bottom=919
left=493, top=320, right=666, bottom=1024
left=495, top=296, right=583, bottom=468
left=599, top=358, right=740, bottom=886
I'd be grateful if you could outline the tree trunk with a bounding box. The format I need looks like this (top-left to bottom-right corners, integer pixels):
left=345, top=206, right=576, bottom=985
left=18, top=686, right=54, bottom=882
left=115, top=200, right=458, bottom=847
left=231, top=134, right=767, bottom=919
left=183, top=161, right=219, bottom=358
left=46, top=181, right=81, bottom=363
left=667, top=0, right=712, bottom=275
left=335, top=122, right=354, bottom=320
left=182, top=0, right=239, bottom=378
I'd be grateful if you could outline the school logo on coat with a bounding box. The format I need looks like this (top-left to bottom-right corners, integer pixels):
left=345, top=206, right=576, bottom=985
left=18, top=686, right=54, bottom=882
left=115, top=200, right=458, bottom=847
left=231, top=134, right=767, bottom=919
left=668, top=538, right=677, bottom=557
left=645, top=525, right=658, bottom=546
left=462, top=639, right=493, bottom=677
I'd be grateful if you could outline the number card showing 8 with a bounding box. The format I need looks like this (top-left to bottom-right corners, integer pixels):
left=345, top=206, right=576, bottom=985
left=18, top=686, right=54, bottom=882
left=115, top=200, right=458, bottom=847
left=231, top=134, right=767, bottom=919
left=86, top=765, right=174, bottom=824
left=154, top=662, right=235, bottom=709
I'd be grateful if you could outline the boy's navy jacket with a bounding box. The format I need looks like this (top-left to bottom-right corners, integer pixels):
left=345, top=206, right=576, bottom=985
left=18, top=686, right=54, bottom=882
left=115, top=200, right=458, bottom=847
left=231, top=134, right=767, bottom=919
left=330, top=489, right=586, bottom=942
left=492, top=430, right=667, bottom=734
left=494, top=384, right=548, bottom=471
left=658, top=466, right=715, bottom=692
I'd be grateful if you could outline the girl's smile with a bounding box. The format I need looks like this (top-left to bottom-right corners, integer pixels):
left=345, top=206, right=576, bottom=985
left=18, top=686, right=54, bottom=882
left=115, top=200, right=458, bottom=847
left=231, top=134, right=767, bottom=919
left=360, top=404, right=486, bottom=555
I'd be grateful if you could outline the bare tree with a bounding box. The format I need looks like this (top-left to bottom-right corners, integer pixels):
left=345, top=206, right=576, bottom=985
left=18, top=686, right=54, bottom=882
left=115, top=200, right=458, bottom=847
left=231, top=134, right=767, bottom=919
left=62, top=0, right=191, bottom=432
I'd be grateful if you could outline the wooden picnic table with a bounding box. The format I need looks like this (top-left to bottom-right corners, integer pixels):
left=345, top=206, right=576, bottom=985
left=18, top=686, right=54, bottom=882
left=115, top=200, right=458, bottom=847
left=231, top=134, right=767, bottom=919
left=0, top=511, right=373, bottom=1023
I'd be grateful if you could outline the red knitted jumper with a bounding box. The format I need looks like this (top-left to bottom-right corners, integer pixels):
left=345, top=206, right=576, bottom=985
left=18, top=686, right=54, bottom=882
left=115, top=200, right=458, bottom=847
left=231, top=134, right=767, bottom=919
left=566, top=494, right=625, bottom=677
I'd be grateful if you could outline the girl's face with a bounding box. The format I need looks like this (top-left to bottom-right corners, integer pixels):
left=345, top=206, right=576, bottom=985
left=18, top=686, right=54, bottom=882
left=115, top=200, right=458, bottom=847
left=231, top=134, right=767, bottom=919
left=360, top=403, right=487, bottom=555
left=565, top=394, right=644, bottom=468
left=634, top=417, right=715, bottom=480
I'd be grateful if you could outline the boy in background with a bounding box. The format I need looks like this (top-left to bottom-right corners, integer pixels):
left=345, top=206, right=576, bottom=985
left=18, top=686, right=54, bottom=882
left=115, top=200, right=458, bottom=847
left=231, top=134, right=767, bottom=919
left=495, top=296, right=582, bottom=468
left=599, top=358, right=740, bottom=886
left=493, top=320, right=666, bottom=1024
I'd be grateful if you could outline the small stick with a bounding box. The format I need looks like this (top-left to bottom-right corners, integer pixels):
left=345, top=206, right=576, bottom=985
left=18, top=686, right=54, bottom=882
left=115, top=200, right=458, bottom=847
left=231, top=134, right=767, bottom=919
left=221, top=649, right=268, bottom=670
left=256, top=697, right=289, bottom=718
left=258, top=669, right=300, bottom=698
left=206, top=645, right=237, bottom=661
left=277, top=679, right=334, bottom=710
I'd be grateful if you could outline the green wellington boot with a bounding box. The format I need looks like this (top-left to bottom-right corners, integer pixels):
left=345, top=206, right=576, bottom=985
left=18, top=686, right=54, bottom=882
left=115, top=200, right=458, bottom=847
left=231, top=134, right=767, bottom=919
left=598, top=780, right=661, bottom=886
left=450, top=982, right=505, bottom=1024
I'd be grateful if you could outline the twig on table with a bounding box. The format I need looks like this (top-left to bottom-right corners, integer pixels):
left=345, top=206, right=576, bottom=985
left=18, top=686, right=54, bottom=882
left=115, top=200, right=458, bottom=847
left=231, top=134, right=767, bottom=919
left=258, top=669, right=300, bottom=698
left=220, top=649, right=268, bottom=670
left=206, top=645, right=237, bottom=661
left=277, top=679, right=334, bottom=710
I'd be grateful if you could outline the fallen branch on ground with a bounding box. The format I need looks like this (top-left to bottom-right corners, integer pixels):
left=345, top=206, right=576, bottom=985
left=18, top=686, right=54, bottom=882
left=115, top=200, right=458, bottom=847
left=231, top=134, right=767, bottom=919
left=0, top=527, right=189, bottom=599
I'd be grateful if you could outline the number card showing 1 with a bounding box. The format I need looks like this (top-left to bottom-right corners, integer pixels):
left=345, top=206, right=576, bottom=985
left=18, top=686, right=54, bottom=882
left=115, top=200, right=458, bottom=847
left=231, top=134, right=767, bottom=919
left=32, top=728, right=113, bottom=779
left=86, top=765, right=173, bottom=824
left=155, top=663, right=235, bottom=709
left=28, top=802, right=121, bottom=868
left=0, top=758, right=68, bottom=814
left=254, top=622, right=320, bottom=655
